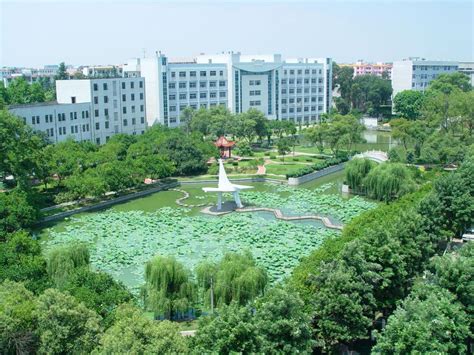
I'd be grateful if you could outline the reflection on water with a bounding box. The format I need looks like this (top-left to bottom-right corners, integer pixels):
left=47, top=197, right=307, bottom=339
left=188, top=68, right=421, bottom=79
left=354, top=130, right=398, bottom=152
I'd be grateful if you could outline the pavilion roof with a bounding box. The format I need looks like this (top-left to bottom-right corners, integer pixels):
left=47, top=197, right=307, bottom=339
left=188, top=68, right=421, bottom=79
left=215, top=136, right=235, bottom=148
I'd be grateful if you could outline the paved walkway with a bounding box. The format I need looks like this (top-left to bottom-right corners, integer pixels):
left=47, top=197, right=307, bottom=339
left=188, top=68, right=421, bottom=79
left=256, top=165, right=266, bottom=175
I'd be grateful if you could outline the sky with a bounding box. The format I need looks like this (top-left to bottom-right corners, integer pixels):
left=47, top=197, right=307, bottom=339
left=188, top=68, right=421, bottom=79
left=1, top=0, right=473, bottom=67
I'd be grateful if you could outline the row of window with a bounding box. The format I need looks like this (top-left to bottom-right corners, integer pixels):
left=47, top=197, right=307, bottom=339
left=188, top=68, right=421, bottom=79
left=413, top=74, right=439, bottom=79
left=282, top=115, right=320, bottom=122
left=281, top=78, right=324, bottom=85
left=249, top=100, right=261, bottom=106
left=282, top=96, right=324, bottom=104
left=283, top=69, right=323, bottom=76
left=249, top=80, right=261, bottom=86
left=281, top=105, right=323, bottom=113
left=168, top=102, right=227, bottom=114
left=169, top=92, right=227, bottom=100
left=93, top=93, right=144, bottom=104
left=282, top=88, right=324, bottom=95
left=93, top=105, right=145, bottom=117
left=168, top=81, right=226, bottom=89
left=31, top=110, right=91, bottom=125
left=95, top=117, right=145, bottom=129
left=249, top=90, right=261, bottom=96
left=170, top=70, right=224, bottom=78
left=93, top=80, right=143, bottom=91
left=413, top=65, right=456, bottom=71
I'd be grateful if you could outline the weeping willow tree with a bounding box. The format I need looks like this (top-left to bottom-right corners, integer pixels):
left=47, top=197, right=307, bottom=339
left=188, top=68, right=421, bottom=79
left=363, top=163, right=416, bottom=202
left=47, top=243, right=90, bottom=287
left=345, top=158, right=375, bottom=193
left=143, top=255, right=195, bottom=319
left=196, top=251, right=268, bottom=307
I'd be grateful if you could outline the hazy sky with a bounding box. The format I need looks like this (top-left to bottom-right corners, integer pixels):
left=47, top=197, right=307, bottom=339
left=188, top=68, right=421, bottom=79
left=1, top=0, right=473, bottom=67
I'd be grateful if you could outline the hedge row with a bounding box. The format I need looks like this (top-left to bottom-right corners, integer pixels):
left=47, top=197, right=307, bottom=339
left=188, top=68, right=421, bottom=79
left=285, top=156, right=349, bottom=179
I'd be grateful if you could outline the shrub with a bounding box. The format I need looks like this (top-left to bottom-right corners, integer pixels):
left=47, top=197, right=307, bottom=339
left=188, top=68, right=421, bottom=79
left=269, top=155, right=276, bottom=160
left=286, top=156, right=349, bottom=179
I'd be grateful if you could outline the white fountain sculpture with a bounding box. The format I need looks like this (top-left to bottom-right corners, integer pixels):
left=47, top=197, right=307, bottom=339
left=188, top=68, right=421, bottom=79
left=203, top=159, right=253, bottom=210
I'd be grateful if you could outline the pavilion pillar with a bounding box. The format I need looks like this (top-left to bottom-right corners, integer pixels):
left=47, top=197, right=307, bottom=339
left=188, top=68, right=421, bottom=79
left=217, top=192, right=223, bottom=210
left=233, top=191, right=243, bottom=208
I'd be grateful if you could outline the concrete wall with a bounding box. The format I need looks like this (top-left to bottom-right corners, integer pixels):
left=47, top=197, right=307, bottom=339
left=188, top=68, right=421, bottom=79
left=287, top=162, right=346, bottom=186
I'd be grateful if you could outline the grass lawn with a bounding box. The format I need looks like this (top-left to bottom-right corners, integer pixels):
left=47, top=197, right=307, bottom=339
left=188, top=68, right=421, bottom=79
left=265, top=162, right=308, bottom=176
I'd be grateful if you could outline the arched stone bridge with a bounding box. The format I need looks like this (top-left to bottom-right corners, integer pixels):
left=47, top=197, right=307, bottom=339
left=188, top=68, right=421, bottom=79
left=353, top=150, right=389, bottom=163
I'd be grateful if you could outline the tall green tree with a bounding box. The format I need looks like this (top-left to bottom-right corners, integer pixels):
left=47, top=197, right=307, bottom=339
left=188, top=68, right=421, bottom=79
left=196, top=251, right=267, bottom=307
left=363, top=163, right=416, bottom=202
left=142, top=255, right=195, bottom=319
left=46, top=243, right=90, bottom=288
left=373, top=283, right=470, bottom=355
left=393, top=90, right=425, bottom=120
left=98, top=304, right=188, bottom=354
left=55, top=62, right=69, bottom=80
left=0, top=281, right=38, bottom=355
left=255, top=287, right=315, bottom=353
left=35, top=288, right=102, bottom=354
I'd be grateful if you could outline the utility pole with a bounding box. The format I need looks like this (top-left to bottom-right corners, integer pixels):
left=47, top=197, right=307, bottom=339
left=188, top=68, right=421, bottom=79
left=210, top=277, right=214, bottom=314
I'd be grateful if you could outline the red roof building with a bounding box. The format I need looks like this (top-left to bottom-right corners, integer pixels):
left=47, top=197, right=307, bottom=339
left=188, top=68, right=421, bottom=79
left=215, top=136, right=235, bottom=158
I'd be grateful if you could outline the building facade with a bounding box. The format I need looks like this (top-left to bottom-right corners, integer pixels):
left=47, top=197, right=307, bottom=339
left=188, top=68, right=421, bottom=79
left=340, top=61, right=392, bottom=79
left=391, top=58, right=459, bottom=98
left=458, top=62, right=474, bottom=86
left=140, top=52, right=332, bottom=127
left=9, top=77, right=147, bottom=145
left=1, top=65, right=59, bottom=87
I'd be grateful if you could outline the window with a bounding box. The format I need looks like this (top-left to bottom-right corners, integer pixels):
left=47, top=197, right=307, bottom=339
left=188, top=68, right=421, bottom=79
left=311, top=97, right=317, bottom=102
left=103, top=83, right=108, bottom=90
left=200, top=103, right=207, bottom=108
left=281, top=79, right=287, bottom=84
left=105, top=121, right=109, bottom=129
left=104, top=108, right=109, bottom=116
left=219, top=81, right=226, bottom=87
left=179, top=93, right=187, bottom=100
left=104, top=96, right=108, bottom=103
left=131, top=93, right=135, bottom=101
left=169, top=94, right=176, bottom=100
left=289, top=88, right=295, bottom=94
left=123, top=107, right=127, bottom=114
left=282, top=99, right=287, bottom=104
left=304, top=78, right=309, bottom=84
left=95, top=109, right=99, bottom=117
left=190, top=82, right=197, bottom=88
left=219, top=91, right=226, bottom=98
left=305, top=69, right=310, bottom=74
left=94, top=96, right=98, bottom=104
left=312, top=69, right=317, bottom=74
left=131, top=106, right=135, bottom=113
left=122, top=94, right=126, bottom=102
left=93, top=83, right=98, bottom=91
left=123, top=119, right=128, bottom=126
left=289, top=70, right=294, bottom=75
left=311, top=78, right=316, bottom=84
left=200, top=81, right=207, bottom=88
left=141, top=117, right=145, bottom=124
left=179, top=71, right=186, bottom=78
left=140, top=105, right=144, bottom=112
left=219, top=70, right=224, bottom=76
left=318, top=105, right=323, bottom=111
left=131, top=82, right=135, bottom=89
left=289, top=98, right=295, bottom=103
left=297, top=79, right=302, bottom=84
left=139, top=81, right=143, bottom=88
left=210, top=81, right=217, bottom=87
left=132, top=118, right=136, bottom=125
left=249, top=100, right=261, bottom=106
left=171, top=72, right=176, bottom=78
left=200, top=71, right=207, bottom=77
left=96, top=138, right=100, bottom=145
left=200, top=92, right=207, bottom=99
left=297, top=70, right=302, bottom=75
left=210, top=92, right=217, bottom=98
left=71, top=96, right=76, bottom=104
left=169, top=83, right=176, bottom=89
left=210, top=71, right=216, bottom=76
left=169, top=106, right=176, bottom=112
left=190, top=104, right=197, bottom=109
left=122, top=82, right=125, bottom=89
left=190, top=71, right=196, bottom=77
left=179, top=82, right=186, bottom=89
left=190, top=93, right=197, bottom=99
left=96, top=122, right=100, bottom=130
left=180, top=104, right=187, bottom=110
left=289, top=79, right=295, bottom=84
left=282, top=89, right=287, bottom=94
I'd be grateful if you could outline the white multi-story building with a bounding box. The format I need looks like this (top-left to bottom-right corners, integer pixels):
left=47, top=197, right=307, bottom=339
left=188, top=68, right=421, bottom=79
left=140, top=52, right=332, bottom=127
left=82, top=65, right=123, bottom=78
left=1, top=65, right=59, bottom=87
left=9, top=77, right=147, bottom=145
left=458, top=62, right=474, bottom=86
left=391, top=58, right=459, bottom=98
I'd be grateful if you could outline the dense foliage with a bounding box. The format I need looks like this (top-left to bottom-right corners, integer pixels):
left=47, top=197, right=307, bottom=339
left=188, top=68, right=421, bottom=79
left=0, top=77, right=55, bottom=109
left=290, top=155, right=474, bottom=352
left=389, top=72, right=473, bottom=165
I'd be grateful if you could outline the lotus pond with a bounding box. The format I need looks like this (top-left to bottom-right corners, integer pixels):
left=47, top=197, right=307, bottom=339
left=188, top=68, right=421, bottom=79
left=40, top=171, right=377, bottom=293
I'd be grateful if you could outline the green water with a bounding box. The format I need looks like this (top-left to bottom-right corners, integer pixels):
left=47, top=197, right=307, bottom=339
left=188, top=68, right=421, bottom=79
left=355, top=130, right=398, bottom=152
left=39, top=170, right=372, bottom=291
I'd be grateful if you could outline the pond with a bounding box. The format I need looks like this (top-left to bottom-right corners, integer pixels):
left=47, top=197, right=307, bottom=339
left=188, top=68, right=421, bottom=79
left=39, top=170, right=376, bottom=293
